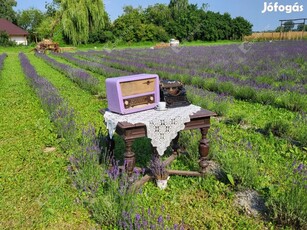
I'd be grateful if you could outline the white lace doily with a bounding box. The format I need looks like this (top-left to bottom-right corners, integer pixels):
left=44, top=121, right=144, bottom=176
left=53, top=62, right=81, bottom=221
left=104, top=104, right=201, bottom=156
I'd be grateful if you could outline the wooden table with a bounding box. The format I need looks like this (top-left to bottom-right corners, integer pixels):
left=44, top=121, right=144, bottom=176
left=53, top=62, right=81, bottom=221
left=101, top=108, right=216, bottom=187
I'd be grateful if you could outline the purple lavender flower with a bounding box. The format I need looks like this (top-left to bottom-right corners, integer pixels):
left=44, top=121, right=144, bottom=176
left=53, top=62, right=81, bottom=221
left=150, top=155, right=168, bottom=180
left=0, top=53, right=7, bottom=71
left=35, top=52, right=100, bottom=95
left=294, top=163, right=306, bottom=175
left=157, top=215, right=163, bottom=224
left=18, top=53, right=69, bottom=122
left=54, top=52, right=132, bottom=77
left=76, top=41, right=307, bottom=98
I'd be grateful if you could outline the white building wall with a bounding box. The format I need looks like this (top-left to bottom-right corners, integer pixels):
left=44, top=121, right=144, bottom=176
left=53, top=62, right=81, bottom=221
left=10, top=36, right=28, bottom=45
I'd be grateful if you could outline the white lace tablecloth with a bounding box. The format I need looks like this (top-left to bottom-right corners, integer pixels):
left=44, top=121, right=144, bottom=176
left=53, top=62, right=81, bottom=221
left=104, top=104, right=201, bottom=156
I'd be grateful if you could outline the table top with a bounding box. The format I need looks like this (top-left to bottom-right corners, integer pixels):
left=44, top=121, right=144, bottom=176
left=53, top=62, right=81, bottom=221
left=101, top=105, right=216, bottom=156
left=100, top=107, right=216, bottom=129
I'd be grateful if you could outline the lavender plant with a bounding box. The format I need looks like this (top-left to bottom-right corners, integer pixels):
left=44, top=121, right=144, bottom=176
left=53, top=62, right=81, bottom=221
left=267, top=162, right=307, bottom=229
left=149, top=155, right=169, bottom=180
left=53, top=52, right=131, bottom=77
left=68, top=125, right=105, bottom=195
left=294, top=112, right=307, bottom=147
left=35, top=52, right=101, bottom=95
left=0, top=53, right=7, bottom=72
left=186, top=85, right=232, bottom=116
left=119, top=206, right=178, bottom=230
left=88, top=155, right=143, bottom=227
left=19, top=53, right=60, bottom=114
left=19, top=52, right=79, bottom=149
left=78, top=41, right=307, bottom=112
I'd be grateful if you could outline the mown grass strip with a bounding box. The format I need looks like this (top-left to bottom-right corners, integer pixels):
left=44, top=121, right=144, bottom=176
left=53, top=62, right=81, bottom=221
left=0, top=54, right=94, bottom=229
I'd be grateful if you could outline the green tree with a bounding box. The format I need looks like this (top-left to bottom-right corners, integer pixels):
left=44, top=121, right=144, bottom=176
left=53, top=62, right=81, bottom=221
left=283, top=20, right=294, bottom=32
left=0, top=0, right=17, bottom=23
left=112, top=5, right=169, bottom=43
left=275, top=26, right=284, bottom=32
left=0, top=30, right=15, bottom=46
left=144, top=4, right=172, bottom=28
left=16, top=8, right=44, bottom=43
left=297, top=23, right=307, bottom=31
left=88, top=13, right=114, bottom=43
left=198, top=11, right=220, bottom=41
left=112, top=6, right=145, bottom=42
left=45, top=1, right=60, bottom=17
left=219, top=13, right=232, bottom=40
left=169, top=0, right=189, bottom=20
left=58, top=0, right=106, bottom=45
left=36, top=16, right=65, bottom=44
left=143, top=23, right=169, bottom=42
left=166, top=2, right=202, bottom=41
left=232, top=16, right=253, bottom=40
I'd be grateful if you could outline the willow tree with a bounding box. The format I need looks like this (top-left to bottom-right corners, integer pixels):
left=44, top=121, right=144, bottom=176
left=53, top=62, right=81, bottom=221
left=59, top=0, right=105, bottom=45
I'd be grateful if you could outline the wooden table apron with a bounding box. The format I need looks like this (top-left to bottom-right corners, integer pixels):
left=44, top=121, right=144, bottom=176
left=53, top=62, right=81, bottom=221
left=103, top=108, right=216, bottom=176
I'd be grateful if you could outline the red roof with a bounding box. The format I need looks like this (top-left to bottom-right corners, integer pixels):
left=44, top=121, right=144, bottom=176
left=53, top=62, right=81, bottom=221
left=0, top=18, right=28, bottom=36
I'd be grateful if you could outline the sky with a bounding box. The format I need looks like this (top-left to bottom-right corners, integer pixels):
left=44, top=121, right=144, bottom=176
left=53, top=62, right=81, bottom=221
left=14, top=0, right=306, bottom=32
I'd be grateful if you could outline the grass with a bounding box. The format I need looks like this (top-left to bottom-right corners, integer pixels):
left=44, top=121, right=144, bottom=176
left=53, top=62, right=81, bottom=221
left=76, top=40, right=240, bottom=51
left=1, top=41, right=307, bottom=229
left=0, top=53, right=95, bottom=229
left=135, top=176, right=269, bottom=229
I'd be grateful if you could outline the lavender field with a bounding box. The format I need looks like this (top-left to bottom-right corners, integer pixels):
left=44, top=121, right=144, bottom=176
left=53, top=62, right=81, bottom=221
left=1, top=41, right=307, bottom=229
left=65, top=41, right=307, bottom=112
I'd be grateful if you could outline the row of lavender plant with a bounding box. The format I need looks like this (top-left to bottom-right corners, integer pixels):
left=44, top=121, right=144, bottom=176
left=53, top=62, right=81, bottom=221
left=18, top=53, right=77, bottom=144
left=96, top=43, right=307, bottom=94
left=52, top=52, right=132, bottom=78
left=91, top=50, right=274, bottom=93
left=73, top=49, right=307, bottom=112
left=0, top=53, right=7, bottom=73
left=120, top=42, right=306, bottom=85
left=19, top=52, right=174, bottom=228
left=35, top=52, right=101, bottom=95
left=19, top=52, right=108, bottom=223
left=81, top=48, right=296, bottom=92
left=19, top=52, right=113, bottom=225
left=112, top=41, right=307, bottom=83
left=75, top=51, right=148, bottom=74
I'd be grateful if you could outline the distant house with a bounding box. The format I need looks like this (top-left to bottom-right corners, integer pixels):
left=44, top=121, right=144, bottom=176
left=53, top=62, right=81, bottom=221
left=0, top=18, right=28, bottom=45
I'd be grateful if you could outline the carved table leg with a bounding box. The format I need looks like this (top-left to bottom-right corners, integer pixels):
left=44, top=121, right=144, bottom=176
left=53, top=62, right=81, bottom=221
left=152, top=146, right=159, bottom=157
left=172, top=133, right=180, bottom=155
left=124, top=139, right=135, bottom=176
left=199, top=127, right=210, bottom=173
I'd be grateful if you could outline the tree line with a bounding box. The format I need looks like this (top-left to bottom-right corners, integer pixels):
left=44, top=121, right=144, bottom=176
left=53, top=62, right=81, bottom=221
left=0, top=0, right=253, bottom=46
